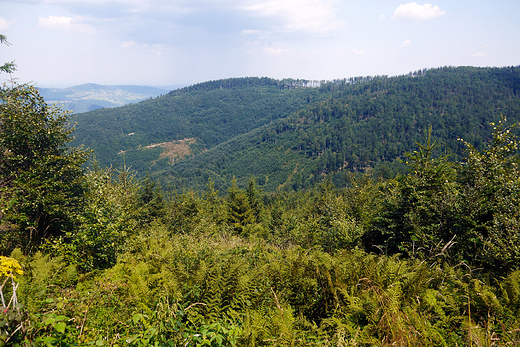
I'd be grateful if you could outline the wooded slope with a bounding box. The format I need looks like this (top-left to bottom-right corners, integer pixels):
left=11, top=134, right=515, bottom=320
left=72, top=67, right=520, bottom=192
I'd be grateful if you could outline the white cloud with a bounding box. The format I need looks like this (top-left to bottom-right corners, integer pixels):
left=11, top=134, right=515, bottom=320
left=28, top=1, right=345, bottom=45
left=353, top=49, right=365, bottom=55
left=241, top=29, right=271, bottom=41
left=121, top=40, right=168, bottom=57
left=242, top=29, right=261, bottom=35
left=30, top=0, right=346, bottom=35
left=39, top=15, right=72, bottom=29
left=121, top=41, right=138, bottom=48
left=264, top=47, right=292, bottom=55
left=0, top=17, right=12, bottom=31
left=401, top=39, right=412, bottom=47
left=241, top=0, right=345, bottom=35
left=392, top=3, right=446, bottom=21
left=472, top=52, right=487, bottom=57
left=38, top=15, right=95, bottom=33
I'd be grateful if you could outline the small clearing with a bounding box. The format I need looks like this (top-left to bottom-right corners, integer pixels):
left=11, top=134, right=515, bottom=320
left=146, top=138, right=196, bottom=165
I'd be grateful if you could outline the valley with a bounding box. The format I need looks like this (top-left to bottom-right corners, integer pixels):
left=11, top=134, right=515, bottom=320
left=38, top=83, right=171, bottom=113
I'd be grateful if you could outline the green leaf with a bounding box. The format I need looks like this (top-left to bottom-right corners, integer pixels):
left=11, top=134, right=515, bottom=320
left=41, top=336, right=57, bottom=343
left=54, top=321, right=66, bottom=334
left=54, top=315, right=69, bottom=322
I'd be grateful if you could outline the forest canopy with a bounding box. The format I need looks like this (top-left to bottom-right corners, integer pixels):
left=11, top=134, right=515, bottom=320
left=71, top=66, right=520, bottom=193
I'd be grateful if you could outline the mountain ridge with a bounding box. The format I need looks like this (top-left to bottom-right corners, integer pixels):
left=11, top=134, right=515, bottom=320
left=70, top=66, right=520, bottom=192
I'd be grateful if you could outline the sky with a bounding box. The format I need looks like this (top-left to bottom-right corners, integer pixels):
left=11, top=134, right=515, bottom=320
left=1, top=0, right=519, bottom=88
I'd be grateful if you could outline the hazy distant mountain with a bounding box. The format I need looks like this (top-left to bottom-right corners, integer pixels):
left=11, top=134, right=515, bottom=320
left=37, top=83, right=174, bottom=113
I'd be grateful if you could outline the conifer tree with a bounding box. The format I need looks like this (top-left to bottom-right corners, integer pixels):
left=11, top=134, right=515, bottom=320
left=227, top=177, right=254, bottom=234
left=0, top=35, right=16, bottom=75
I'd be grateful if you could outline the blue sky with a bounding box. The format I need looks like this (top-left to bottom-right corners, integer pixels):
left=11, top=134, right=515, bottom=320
left=1, top=1, right=519, bottom=87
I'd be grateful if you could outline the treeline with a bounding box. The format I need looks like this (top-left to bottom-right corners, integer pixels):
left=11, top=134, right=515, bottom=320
left=71, top=66, right=520, bottom=193
left=175, top=77, right=321, bottom=93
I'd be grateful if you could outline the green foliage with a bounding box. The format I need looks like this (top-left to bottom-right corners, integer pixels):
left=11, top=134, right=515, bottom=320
left=293, top=180, right=364, bottom=252
left=0, top=35, right=16, bottom=75
left=6, top=59, right=520, bottom=345
left=168, top=190, right=203, bottom=234
left=367, top=118, right=520, bottom=274
left=157, top=66, right=520, bottom=192
left=66, top=66, right=520, bottom=192
left=367, top=127, right=458, bottom=258
left=71, top=78, right=320, bottom=180
left=456, top=117, right=520, bottom=272
left=0, top=84, right=90, bottom=252
left=12, top=230, right=520, bottom=346
left=47, top=165, right=141, bottom=271
left=226, top=177, right=263, bottom=235
left=136, top=174, right=166, bottom=225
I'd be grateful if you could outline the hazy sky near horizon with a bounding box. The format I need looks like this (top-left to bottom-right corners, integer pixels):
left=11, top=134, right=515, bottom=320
left=1, top=0, right=519, bottom=88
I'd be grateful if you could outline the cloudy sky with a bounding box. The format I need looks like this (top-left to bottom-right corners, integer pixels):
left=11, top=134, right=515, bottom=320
left=1, top=0, right=519, bottom=88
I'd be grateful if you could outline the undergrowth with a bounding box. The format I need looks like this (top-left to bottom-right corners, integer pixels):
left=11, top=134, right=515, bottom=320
left=10, top=225, right=520, bottom=346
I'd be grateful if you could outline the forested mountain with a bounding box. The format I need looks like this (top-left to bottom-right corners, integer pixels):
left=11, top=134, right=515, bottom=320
left=158, top=66, right=520, bottom=191
left=71, top=77, right=322, bottom=171
left=71, top=66, right=520, bottom=192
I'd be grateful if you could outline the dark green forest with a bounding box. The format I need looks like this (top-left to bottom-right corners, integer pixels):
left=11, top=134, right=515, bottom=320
left=72, top=66, right=520, bottom=193
left=71, top=77, right=322, bottom=173
left=2, top=57, right=520, bottom=345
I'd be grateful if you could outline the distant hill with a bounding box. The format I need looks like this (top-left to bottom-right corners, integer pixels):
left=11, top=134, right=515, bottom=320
left=71, top=77, right=323, bottom=175
left=38, top=83, right=173, bottom=113
left=70, top=67, right=520, bottom=192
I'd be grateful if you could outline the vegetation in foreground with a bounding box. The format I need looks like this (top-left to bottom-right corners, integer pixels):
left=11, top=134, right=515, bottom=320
left=3, top=37, right=520, bottom=346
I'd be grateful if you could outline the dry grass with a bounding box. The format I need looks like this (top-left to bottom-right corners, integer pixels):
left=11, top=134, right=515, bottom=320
left=146, top=138, right=196, bottom=165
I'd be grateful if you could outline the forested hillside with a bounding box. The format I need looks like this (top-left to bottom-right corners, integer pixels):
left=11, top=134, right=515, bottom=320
left=71, top=67, right=520, bottom=193
left=4, top=59, right=520, bottom=345
left=159, top=66, right=520, bottom=191
left=3, top=82, right=520, bottom=344
left=71, top=77, right=322, bottom=173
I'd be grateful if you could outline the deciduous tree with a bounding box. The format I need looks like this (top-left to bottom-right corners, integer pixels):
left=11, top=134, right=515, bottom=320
left=0, top=84, right=90, bottom=252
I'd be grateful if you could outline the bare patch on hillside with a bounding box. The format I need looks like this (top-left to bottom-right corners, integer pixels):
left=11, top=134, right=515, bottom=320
left=145, top=138, right=197, bottom=165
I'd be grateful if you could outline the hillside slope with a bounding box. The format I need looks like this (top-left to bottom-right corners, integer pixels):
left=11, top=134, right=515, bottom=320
left=70, top=67, right=520, bottom=192
left=71, top=77, right=323, bottom=171
left=158, top=66, right=520, bottom=191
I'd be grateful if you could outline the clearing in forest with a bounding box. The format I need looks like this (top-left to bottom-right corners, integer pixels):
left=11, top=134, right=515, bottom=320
left=146, top=138, right=196, bottom=165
